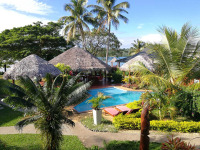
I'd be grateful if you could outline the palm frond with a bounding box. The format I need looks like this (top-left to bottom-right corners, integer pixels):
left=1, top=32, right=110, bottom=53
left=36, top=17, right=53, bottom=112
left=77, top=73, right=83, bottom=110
left=117, top=14, right=128, bottom=23
left=66, top=81, right=91, bottom=105
left=15, top=115, right=42, bottom=131
left=4, top=96, right=35, bottom=108
left=113, top=2, right=130, bottom=9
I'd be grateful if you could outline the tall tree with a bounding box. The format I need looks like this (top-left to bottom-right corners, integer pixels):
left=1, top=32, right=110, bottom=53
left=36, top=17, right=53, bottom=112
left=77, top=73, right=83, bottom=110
left=72, top=28, right=121, bottom=56
left=129, top=39, right=146, bottom=55
left=59, top=0, right=94, bottom=49
left=132, top=23, right=200, bottom=88
left=0, top=21, right=71, bottom=62
left=88, top=0, right=129, bottom=63
left=0, top=74, right=91, bottom=150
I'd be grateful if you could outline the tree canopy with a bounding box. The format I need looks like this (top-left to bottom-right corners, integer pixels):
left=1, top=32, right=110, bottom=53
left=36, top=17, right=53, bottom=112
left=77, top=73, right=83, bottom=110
left=0, top=21, right=72, bottom=62
left=72, top=28, right=121, bottom=56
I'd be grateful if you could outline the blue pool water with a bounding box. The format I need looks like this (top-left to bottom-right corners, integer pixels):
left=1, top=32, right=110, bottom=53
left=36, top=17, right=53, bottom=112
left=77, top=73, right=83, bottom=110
left=74, top=87, right=143, bottom=112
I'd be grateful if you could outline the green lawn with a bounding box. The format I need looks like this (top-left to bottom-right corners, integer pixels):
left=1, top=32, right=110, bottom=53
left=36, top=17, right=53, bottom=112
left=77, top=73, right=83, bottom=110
left=0, top=134, right=161, bottom=150
left=81, top=117, right=118, bottom=133
left=0, top=134, right=86, bottom=150
left=0, top=105, right=24, bottom=127
left=0, top=75, right=2, bottom=79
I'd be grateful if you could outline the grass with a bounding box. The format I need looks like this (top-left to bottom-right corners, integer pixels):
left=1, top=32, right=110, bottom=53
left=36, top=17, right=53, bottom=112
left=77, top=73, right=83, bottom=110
left=81, top=116, right=118, bottom=133
left=0, top=134, right=86, bottom=150
left=0, top=134, right=161, bottom=150
left=90, top=140, right=161, bottom=150
left=0, top=105, right=24, bottom=127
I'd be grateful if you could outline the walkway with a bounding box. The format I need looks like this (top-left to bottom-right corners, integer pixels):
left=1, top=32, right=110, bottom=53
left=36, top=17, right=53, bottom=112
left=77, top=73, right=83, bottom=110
left=0, top=121, right=200, bottom=148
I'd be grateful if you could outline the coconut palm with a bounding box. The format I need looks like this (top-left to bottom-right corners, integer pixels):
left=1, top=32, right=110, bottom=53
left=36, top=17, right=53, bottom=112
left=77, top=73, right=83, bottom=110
left=132, top=23, right=200, bottom=88
left=129, top=39, right=146, bottom=55
left=88, top=0, right=130, bottom=64
left=0, top=73, right=91, bottom=150
left=59, top=0, right=94, bottom=49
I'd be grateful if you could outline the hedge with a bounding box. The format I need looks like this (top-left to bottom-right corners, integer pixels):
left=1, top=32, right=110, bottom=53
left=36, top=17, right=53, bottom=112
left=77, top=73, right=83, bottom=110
left=113, top=114, right=200, bottom=133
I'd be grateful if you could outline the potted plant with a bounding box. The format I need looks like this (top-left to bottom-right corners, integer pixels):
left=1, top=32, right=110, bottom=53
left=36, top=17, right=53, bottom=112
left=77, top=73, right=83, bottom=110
left=87, top=92, right=110, bottom=125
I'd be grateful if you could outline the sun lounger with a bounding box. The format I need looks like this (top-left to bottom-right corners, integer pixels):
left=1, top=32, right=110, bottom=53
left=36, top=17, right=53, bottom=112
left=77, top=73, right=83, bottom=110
left=104, top=108, right=120, bottom=117
left=116, top=106, right=140, bottom=115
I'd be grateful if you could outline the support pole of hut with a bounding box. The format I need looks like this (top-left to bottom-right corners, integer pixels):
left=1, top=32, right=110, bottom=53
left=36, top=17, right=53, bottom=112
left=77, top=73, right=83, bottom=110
left=12, top=80, right=15, bottom=84
left=140, top=102, right=150, bottom=150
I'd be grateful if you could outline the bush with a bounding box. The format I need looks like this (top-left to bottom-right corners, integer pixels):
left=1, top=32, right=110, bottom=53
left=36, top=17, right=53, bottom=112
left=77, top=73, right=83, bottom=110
left=113, top=114, right=200, bottom=132
left=161, top=136, right=196, bottom=150
left=111, top=68, right=123, bottom=83
left=126, top=100, right=142, bottom=109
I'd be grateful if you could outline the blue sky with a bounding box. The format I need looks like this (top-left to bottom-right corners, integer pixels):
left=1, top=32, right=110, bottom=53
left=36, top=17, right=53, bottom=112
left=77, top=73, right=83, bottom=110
left=0, top=0, right=200, bottom=48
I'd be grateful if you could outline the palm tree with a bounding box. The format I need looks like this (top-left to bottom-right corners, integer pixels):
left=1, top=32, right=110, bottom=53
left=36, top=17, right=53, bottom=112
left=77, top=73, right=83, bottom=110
left=132, top=23, right=200, bottom=88
left=88, top=0, right=130, bottom=64
left=129, top=39, right=146, bottom=55
left=0, top=74, right=91, bottom=150
left=59, top=0, right=94, bottom=49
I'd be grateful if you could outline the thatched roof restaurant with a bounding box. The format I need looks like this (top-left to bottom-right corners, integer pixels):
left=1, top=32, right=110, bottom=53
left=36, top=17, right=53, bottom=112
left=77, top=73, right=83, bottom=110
left=120, top=51, right=154, bottom=72
left=3, top=54, right=61, bottom=80
left=49, top=46, right=111, bottom=71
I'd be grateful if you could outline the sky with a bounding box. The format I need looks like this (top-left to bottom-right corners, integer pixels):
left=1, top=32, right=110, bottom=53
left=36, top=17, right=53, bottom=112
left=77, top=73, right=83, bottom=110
left=1, top=0, right=200, bottom=48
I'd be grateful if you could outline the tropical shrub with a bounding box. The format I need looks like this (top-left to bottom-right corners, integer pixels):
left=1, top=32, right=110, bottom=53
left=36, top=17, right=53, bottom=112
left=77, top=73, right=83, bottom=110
left=0, top=73, right=91, bottom=150
left=161, top=136, right=196, bottom=150
left=87, top=92, right=110, bottom=110
left=126, top=100, right=143, bottom=109
left=111, top=68, right=123, bottom=83
left=113, top=114, right=200, bottom=132
left=55, top=63, right=72, bottom=74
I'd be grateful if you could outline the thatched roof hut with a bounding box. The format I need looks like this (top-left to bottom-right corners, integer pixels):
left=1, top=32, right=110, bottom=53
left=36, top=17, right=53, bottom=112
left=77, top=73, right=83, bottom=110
left=49, top=46, right=111, bottom=71
left=3, top=54, right=61, bottom=80
left=120, top=51, right=154, bottom=72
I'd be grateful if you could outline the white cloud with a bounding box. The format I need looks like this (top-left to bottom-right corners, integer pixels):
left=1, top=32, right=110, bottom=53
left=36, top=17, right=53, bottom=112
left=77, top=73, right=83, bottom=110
left=140, top=34, right=162, bottom=43
left=0, top=0, right=52, bottom=15
left=137, top=24, right=144, bottom=29
left=119, top=37, right=137, bottom=48
left=0, top=6, right=52, bottom=32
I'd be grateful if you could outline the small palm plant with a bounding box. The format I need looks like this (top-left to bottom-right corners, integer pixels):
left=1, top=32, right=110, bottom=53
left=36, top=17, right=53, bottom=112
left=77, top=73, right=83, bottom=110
left=87, top=92, right=110, bottom=125
left=0, top=73, right=91, bottom=150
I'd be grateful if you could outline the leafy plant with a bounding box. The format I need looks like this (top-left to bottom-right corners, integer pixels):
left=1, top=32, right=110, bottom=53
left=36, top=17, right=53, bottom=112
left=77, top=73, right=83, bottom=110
left=161, top=136, right=196, bottom=150
left=55, top=63, right=72, bottom=74
left=87, top=92, right=110, bottom=110
left=0, top=73, right=91, bottom=150
left=112, top=68, right=123, bottom=83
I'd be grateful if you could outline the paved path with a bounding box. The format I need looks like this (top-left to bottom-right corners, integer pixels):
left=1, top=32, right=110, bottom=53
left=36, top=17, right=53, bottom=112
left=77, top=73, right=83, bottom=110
left=0, top=121, right=200, bottom=148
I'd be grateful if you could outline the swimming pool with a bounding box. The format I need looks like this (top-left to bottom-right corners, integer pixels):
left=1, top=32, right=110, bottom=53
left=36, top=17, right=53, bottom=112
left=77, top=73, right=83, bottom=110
left=74, top=87, right=143, bottom=113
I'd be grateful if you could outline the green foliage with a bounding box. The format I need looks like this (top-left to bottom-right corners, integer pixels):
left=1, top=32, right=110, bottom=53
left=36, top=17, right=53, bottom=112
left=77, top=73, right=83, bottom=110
left=72, top=28, right=121, bottom=57
left=88, top=141, right=161, bottom=150
left=87, top=92, right=110, bottom=110
left=0, top=105, right=24, bottom=127
left=126, top=100, right=142, bottom=109
left=81, top=117, right=117, bottom=132
left=0, top=21, right=71, bottom=61
left=0, top=73, right=91, bottom=150
left=55, top=63, right=71, bottom=73
left=113, top=114, right=200, bottom=132
left=161, top=136, right=196, bottom=150
left=129, top=39, right=146, bottom=55
left=113, top=114, right=141, bottom=130
left=60, top=0, right=95, bottom=48
left=0, top=134, right=86, bottom=150
left=111, top=68, right=123, bottom=83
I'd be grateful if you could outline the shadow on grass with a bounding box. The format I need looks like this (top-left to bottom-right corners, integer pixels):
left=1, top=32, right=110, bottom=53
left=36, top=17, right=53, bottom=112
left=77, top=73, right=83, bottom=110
left=0, top=105, right=24, bottom=126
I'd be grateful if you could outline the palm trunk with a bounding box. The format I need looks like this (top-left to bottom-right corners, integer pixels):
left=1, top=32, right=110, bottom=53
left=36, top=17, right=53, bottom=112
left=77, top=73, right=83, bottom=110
left=106, top=22, right=111, bottom=64
left=4, top=64, right=6, bottom=72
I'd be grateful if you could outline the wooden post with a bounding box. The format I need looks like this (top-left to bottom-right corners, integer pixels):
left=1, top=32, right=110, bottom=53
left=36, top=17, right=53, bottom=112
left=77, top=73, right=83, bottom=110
left=12, top=80, right=15, bottom=84
left=140, top=102, right=150, bottom=150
